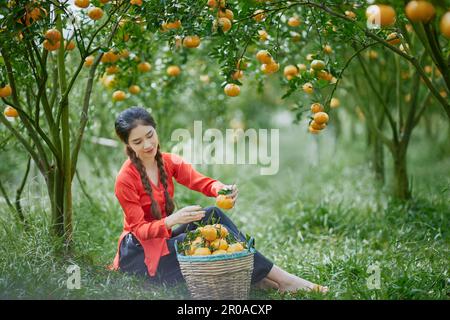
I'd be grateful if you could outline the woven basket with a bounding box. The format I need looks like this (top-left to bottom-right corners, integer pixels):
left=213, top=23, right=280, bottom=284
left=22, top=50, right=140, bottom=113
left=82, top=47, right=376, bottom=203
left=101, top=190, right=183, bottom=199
left=175, top=238, right=255, bottom=300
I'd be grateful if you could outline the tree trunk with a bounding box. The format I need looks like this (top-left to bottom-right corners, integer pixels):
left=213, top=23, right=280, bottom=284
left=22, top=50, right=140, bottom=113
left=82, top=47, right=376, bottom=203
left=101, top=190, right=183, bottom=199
left=366, top=122, right=373, bottom=149
left=392, top=144, right=411, bottom=200
left=373, top=134, right=385, bottom=185
left=424, top=113, right=433, bottom=138
left=350, top=118, right=357, bottom=141
left=365, top=122, right=385, bottom=186
left=48, top=167, right=64, bottom=238
left=14, top=156, right=31, bottom=224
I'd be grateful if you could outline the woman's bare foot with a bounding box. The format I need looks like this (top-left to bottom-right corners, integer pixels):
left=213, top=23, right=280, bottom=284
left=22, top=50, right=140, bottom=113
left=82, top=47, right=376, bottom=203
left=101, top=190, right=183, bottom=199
left=255, top=277, right=280, bottom=290
left=278, top=274, right=328, bottom=293
left=264, top=265, right=328, bottom=294
left=310, top=284, right=329, bottom=293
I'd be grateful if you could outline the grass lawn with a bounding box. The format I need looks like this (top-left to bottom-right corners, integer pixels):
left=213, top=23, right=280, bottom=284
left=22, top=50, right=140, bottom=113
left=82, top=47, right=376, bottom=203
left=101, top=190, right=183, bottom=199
left=0, top=125, right=448, bottom=299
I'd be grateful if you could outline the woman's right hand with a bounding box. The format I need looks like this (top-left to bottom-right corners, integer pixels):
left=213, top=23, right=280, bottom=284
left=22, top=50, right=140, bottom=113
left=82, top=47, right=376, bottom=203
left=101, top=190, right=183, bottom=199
left=164, top=205, right=205, bottom=229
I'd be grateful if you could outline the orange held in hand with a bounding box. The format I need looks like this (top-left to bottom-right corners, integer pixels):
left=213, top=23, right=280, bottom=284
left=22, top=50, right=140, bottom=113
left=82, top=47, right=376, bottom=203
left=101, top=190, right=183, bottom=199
left=216, top=195, right=234, bottom=210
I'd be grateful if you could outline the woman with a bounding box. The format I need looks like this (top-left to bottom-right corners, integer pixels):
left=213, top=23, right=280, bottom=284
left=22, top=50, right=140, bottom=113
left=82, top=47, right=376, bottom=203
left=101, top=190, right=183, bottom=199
left=111, top=106, right=328, bottom=293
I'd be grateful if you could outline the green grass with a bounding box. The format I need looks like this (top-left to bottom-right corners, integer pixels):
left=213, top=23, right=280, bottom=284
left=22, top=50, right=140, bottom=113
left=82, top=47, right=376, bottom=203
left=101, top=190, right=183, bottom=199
left=0, top=125, right=448, bottom=299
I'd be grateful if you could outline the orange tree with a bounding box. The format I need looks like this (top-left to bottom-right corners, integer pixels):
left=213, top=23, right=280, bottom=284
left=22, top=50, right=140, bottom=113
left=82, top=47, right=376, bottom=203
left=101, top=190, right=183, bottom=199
left=202, top=0, right=449, bottom=201
left=60, top=1, right=450, bottom=199
left=339, top=46, right=444, bottom=198
left=161, top=0, right=448, bottom=200
left=0, top=0, right=132, bottom=247
left=1, top=0, right=450, bottom=246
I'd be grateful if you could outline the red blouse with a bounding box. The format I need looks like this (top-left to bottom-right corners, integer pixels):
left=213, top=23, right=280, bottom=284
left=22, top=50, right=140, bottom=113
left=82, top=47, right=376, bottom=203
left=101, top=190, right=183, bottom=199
left=110, top=152, right=225, bottom=276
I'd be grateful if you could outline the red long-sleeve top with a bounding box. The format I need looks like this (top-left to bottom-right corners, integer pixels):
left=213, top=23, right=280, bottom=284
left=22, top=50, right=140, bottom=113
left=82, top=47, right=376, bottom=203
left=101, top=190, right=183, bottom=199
left=110, top=152, right=225, bottom=276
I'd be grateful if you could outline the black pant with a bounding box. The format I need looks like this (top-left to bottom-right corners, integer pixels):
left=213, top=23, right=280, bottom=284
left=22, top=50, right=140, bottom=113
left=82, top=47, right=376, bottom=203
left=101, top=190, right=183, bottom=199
left=119, top=206, right=274, bottom=285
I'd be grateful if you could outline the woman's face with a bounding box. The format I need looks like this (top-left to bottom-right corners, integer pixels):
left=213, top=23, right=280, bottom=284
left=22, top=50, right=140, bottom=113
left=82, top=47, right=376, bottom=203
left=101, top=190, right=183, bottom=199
left=127, top=124, right=159, bottom=161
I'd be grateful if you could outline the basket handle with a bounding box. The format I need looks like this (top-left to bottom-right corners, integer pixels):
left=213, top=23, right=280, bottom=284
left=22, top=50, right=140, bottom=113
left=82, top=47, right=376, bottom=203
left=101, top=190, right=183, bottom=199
left=174, top=239, right=180, bottom=255
left=246, top=237, right=255, bottom=252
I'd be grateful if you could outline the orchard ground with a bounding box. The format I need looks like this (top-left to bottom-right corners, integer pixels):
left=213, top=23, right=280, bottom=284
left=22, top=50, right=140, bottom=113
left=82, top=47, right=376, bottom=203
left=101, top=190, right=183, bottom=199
left=0, top=117, right=448, bottom=300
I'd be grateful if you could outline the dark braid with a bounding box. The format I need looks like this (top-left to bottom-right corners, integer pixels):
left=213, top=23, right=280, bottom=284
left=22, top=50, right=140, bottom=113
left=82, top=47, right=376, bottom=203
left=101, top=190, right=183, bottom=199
left=126, top=146, right=163, bottom=220
left=155, top=145, right=175, bottom=216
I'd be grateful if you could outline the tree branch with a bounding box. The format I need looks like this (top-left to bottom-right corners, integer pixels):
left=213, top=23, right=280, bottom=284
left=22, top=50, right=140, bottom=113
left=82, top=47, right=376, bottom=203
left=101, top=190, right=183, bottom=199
left=355, top=49, right=399, bottom=144
left=0, top=48, right=51, bottom=174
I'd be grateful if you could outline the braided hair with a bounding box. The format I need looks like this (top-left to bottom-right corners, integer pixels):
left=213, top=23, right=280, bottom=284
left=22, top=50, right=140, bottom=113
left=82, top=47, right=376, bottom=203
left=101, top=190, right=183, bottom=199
left=115, top=107, right=175, bottom=219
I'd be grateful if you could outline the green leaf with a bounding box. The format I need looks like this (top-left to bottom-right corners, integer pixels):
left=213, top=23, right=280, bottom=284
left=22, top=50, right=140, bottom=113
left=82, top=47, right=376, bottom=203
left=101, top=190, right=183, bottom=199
left=218, top=188, right=232, bottom=195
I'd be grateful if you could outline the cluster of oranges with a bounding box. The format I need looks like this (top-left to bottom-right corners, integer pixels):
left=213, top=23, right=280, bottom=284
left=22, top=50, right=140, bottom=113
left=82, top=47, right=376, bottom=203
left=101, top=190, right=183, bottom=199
left=42, top=28, right=62, bottom=51
left=256, top=50, right=280, bottom=75
left=182, top=223, right=246, bottom=256
left=309, top=103, right=330, bottom=134
left=39, top=26, right=77, bottom=53
left=74, top=0, right=104, bottom=21
left=209, top=2, right=240, bottom=98
left=85, top=48, right=158, bottom=101
left=213, top=9, right=234, bottom=33
left=300, top=59, right=333, bottom=96
left=223, top=58, right=246, bottom=97
left=282, top=56, right=336, bottom=96
left=223, top=10, right=302, bottom=98
left=90, top=0, right=210, bottom=102
left=362, top=2, right=449, bottom=38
